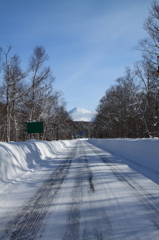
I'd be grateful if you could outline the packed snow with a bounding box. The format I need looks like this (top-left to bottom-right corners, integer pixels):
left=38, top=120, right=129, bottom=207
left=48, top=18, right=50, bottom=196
left=0, top=139, right=72, bottom=189
left=68, top=107, right=96, bottom=122
left=0, top=138, right=159, bottom=239
left=88, top=138, right=159, bottom=184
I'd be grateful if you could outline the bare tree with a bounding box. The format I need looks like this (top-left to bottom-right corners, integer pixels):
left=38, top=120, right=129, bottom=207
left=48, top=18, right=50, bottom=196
left=27, top=46, right=55, bottom=123
left=0, top=45, right=73, bottom=141
left=2, top=46, right=28, bottom=142
left=137, top=1, right=159, bottom=61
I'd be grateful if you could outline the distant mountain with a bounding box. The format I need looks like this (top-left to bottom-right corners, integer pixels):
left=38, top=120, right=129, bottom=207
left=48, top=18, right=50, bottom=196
left=68, top=107, right=96, bottom=122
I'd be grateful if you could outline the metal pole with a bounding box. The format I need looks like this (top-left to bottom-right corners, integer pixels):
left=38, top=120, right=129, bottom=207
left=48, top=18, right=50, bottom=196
left=157, top=56, right=159, bottom=74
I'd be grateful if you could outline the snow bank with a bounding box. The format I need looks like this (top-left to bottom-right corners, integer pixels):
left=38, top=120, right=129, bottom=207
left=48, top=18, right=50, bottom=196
left=88, top=138, right=159, bottom=173
left=1, top=138, right=159, bottom=189
left=0, top=140, right=73, bottom=186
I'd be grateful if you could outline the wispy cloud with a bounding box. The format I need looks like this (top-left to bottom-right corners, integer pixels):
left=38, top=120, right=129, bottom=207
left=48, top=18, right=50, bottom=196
left=0, top=0, right=153, bottom=111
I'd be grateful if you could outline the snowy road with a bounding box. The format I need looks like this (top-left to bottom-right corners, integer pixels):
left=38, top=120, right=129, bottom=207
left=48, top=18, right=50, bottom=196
left=1, top=140, right=159, bottom=239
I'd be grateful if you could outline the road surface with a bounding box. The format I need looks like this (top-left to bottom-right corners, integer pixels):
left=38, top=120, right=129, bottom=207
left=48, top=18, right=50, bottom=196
left=0, top=140, right=159, bottom=239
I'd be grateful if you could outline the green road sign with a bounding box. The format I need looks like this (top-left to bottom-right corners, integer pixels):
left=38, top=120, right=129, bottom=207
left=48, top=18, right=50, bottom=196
left=27, top=122, right=44, bottom=133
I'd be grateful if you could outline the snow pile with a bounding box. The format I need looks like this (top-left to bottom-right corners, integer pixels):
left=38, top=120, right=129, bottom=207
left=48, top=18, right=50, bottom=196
left=0, top=139, right=72, bottom=187
left=88, top=138, right=159, bottom=173
left=1, top=138, right=159, bottom=190
left=68, top=107, right=96, bottom=122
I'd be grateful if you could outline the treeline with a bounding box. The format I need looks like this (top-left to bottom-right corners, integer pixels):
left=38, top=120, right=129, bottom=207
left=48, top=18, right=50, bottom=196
left=0, top=45, right=75, bottom=142
left=95, top=1, right=159, bottom=138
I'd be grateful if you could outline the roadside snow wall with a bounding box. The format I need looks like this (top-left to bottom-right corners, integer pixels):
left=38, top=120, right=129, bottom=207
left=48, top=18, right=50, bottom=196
left=88, top=138, right=159, bottom=173
left=0, top=139, right=73, bottom=186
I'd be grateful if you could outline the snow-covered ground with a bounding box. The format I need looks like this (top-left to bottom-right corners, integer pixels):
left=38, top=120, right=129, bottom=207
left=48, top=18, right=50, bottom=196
left=88, top=138, right=159, bottom=185
left=0, top=139, right=73, bottom=189
left=0, top=138, right=159, bottom=239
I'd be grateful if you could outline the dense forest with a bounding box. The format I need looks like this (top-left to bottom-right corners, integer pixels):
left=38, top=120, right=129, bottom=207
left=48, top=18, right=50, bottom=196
left=0, top=45, right=78, bottom=141
left=95, top=1, right=159, bottom=138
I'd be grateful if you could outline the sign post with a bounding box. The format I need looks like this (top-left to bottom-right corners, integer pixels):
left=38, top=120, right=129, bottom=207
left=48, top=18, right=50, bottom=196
left=79, top=131, right=84, bottom=138
left=27, top=122, right=44, bottom=134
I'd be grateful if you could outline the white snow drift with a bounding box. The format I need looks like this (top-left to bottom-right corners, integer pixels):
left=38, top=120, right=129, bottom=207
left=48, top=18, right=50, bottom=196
left=0, top=138, right=159, bottom=189
left=0, top=139, right=72, bottom=188
left=88, top=138, right=159, bottom=174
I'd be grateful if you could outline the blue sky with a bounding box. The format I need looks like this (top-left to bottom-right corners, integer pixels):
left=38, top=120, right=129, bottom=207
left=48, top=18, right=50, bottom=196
left=0, top=0, right=153, bottom=112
